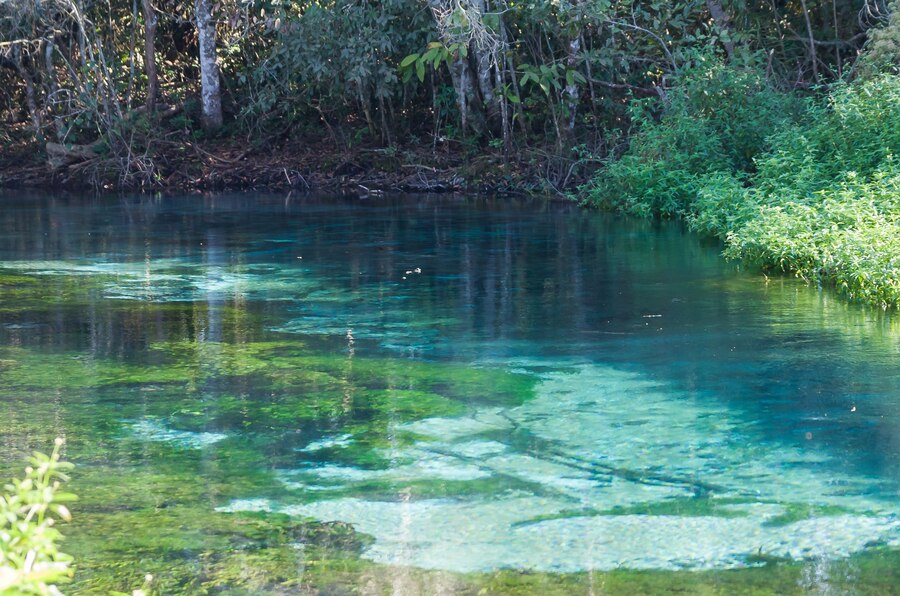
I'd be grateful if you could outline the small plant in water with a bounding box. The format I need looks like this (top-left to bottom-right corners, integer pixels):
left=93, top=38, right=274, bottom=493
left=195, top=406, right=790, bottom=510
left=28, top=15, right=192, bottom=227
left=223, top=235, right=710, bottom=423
left=0, top=438, right=76, bottom=594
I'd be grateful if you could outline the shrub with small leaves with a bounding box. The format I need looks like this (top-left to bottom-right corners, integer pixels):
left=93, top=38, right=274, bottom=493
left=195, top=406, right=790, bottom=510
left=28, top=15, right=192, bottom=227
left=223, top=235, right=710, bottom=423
left=0, top=438, right=76, bottom=595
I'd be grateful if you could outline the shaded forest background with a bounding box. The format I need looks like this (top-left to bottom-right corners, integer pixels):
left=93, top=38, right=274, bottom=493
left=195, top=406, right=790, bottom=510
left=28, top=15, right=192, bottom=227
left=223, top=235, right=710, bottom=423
left=0, top=0, right=894, bottom=191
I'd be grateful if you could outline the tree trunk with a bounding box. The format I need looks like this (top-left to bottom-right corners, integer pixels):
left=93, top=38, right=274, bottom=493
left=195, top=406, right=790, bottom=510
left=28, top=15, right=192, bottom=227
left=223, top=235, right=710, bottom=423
left=195, top=0, right=222, bottom=129
left=706, top=0, right=735, bottom=62
left=142, top=0, right=159, bottom=112
left=44, top=39, right=65, bottom=141
left=473, top=45, right=496, bottom=116
left=12, top=47, right=43, bottom=143
left=449, top=52, right=485, bottom=135
left=493, top=47, right=510, bottom=158
left=500, top=16, right=527, bottom=136
left=565, top=34, right=580, bottom=130
left=799, top=0, right=819, bottom=82
left=450, top=55, right=469, bottom=133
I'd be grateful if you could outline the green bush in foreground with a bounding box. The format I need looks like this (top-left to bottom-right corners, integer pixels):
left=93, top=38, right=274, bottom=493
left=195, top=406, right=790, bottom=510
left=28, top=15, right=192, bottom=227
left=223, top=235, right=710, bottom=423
left=582, top=58, right=900, bottom=309
left=0, top=439, right=76, bottom=594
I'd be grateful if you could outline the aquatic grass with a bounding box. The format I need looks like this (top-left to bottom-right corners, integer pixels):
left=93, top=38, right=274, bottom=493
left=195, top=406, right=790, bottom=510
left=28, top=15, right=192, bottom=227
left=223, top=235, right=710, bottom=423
left=149, top=341, right=538, bottom=407
left=0, top=346, right=198, bottom=390
left=67, top=505, right=374, bottom=594
left=761, top=503, right=860, bottom=528
left=466, top=548, right=900, bottom=596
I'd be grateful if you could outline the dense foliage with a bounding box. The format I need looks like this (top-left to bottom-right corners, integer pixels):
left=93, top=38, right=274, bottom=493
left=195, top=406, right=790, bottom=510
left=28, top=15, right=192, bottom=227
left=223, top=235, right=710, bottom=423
left=582, top=60, right=900, bottom=308
left=0, top=0, right=879, bottom=186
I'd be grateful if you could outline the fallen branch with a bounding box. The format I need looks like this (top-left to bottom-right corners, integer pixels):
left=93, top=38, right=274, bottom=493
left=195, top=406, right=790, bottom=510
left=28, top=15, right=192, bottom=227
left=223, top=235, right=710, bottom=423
left=46, top=141, right=102, bottom=169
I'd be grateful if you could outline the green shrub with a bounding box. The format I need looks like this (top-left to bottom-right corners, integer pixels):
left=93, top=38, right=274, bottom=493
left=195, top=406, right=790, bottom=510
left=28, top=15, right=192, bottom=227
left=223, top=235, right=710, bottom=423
left=584, top=53, right=900, bottom=309
left=582, top=54, right=801, bottom=217
left=726, top=166, right=900, bottom=308
left=0, top=439, right=76, bottom=594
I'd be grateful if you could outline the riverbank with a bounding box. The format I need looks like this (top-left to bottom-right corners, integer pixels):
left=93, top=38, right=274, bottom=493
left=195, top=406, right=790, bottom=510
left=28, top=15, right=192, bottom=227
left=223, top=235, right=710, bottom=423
left=0, top=130, right=582, bottom=196
left=582, top=67, right=900, bottom=310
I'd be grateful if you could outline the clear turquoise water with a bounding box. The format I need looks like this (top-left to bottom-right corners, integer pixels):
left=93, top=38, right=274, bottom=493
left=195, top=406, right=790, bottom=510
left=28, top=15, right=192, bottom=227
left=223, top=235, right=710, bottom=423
left=0, top=193, right=898, bottom=589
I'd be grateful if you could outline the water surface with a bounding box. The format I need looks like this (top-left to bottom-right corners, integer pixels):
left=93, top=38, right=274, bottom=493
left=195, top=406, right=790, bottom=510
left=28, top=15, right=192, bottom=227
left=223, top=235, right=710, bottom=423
left=0, top=193, right=898, bottom=592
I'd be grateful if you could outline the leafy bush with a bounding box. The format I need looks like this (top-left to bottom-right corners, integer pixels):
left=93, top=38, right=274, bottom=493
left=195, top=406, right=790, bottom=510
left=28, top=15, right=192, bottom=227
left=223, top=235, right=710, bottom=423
left=0, top=439, right=76, bottom=594
left=858, top=0, right=900, bottom=77
left=727, top=166, right=900, bottom=307
left=583, top=59, right=900, bottom=309
left=244, top=0, right=432, bottom=137
left=583, top=54, right=801, bottom=217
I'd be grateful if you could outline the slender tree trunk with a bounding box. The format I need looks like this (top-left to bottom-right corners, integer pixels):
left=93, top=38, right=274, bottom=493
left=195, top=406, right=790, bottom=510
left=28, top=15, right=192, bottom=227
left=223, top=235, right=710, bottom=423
left=127, top=0, right=139, bottom=107
left=493, top=49, right=510, bottom=159
left=450, top=53, right=484, bottom=135
left=473, top=46, right=496, bottom=115
left=450, top=55, right=468, bottom=132
left=832, top=0, right=842, bottom=78
left=799, top=0, right=819, bottom=82
left=471, top=1, right=496, bottom=122
left=359, top=86, right=376, bottom=141
left=378, top=95, right=392, bottom=146
left=142, top=0, right=159, bottom=112
left=195, top=0, right=222, bottom=129
left=43, top=39, right=65, bottom=141
left=706, top=0, right=735, bottom=62
left=500, top=16, right=527, bottom=136
left=565, top=34, right=580, bottom=130
left=12, top=47, right=43, bottom=143
left=581, top=33, right=596, bottom=113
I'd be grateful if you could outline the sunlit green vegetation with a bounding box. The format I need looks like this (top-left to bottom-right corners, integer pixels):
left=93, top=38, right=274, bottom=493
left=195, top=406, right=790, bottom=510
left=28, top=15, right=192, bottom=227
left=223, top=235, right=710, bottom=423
left=583, top=54, right=900, bottom=309
left=0, top=440, right=75, bottom=594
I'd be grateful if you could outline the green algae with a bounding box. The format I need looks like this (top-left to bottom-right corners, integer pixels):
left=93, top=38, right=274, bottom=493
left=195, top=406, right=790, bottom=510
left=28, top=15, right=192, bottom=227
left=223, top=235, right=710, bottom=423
left=0, top=348, right=197, bottom=390
left=67, top=537, right=897, bottom=595
left=0, top=338, right=534, bottom=398
left=761, top=503, right=858, bottom=527
left=598, top=496, right=754, bottom=519
left=66, top=507, right=374, bottom=594
left=62, top=460, right=900, bottom=596
left=148, top=340, right=537, bottom=405
left=0, top=342, right=535, bottom=465
left=461, top=547, right=900, bottom=595
left=0, top=338, right=544, bottom=592
left=287, top=475, right=537, bottom=503
left=0, top=269, right=107, bottom=313
left=510, top=498, right=755, bottom=529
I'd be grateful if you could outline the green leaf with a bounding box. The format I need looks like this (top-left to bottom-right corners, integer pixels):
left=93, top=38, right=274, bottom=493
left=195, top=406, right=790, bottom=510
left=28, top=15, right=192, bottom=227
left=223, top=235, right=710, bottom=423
left=416, top=60, right=425, bottom=82
left=400, top=53, right=420, bottom=68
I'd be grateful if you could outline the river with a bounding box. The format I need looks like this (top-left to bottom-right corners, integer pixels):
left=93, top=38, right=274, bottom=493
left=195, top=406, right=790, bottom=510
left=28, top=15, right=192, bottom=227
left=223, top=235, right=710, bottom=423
left=0, top=192, right=897, bottom=593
